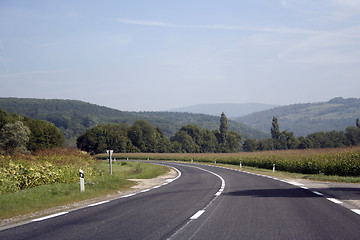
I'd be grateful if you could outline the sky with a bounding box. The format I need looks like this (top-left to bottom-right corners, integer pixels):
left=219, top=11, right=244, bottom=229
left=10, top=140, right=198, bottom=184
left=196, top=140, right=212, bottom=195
left=1, top=0, right=360, bottom=111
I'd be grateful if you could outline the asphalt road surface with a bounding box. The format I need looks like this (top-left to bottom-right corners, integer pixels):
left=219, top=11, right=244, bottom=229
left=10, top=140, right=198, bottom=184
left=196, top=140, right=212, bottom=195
left=1, top=162, right=360, bottom=240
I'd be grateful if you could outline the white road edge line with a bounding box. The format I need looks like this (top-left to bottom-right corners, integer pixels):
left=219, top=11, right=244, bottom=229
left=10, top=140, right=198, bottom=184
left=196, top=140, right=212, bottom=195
left=121, top=193, right=136, bottom=198
left=286, top=181, right=304, bottom=186
left=32, top=212, right=68, bottom=222
left=327, top=198, right=343, bottom=204
left=88, top=201, right=110, bottom=207
left=351, top=209, right=360, bottom=215
left=190, top=210, right=205, bottom=220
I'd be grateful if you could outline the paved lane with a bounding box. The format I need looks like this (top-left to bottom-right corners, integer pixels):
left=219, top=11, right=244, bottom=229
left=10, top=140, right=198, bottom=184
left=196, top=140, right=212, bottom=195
left=171, top=164, right=360, bottom=239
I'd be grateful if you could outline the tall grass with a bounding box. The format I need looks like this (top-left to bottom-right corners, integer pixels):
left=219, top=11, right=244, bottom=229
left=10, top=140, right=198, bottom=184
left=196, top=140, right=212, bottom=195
left=99, top=146, right=360, bottom=177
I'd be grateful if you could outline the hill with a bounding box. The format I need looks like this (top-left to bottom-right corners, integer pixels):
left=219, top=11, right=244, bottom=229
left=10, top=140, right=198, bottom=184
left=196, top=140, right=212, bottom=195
left=234, top=97, right=360, bottom=137
left=0, top=98, right=269, bottom=145
left=170, top=103, right=279, bottom=118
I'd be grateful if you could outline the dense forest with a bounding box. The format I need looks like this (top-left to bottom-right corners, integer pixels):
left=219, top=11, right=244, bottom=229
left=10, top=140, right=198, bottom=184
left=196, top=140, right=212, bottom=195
left=0, top=98, right=269, bottom=146
left=235, top=97, right=360, bottom=137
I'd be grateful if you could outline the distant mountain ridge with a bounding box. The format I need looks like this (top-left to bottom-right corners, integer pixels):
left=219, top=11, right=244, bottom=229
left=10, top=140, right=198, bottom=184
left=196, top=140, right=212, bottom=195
left=0, top=98, right=269, bottom=146
left=234, top=97, right=360, bottom=137
left=170, top=103, right=279, bottom=118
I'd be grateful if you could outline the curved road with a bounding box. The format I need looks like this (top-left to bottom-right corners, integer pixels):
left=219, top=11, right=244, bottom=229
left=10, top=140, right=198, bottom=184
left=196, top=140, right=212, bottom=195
left=1, top=162, right=360, bottom=239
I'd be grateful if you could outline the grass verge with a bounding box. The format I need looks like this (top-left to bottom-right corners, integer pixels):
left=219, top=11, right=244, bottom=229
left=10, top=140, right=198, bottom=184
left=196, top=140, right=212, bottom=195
left=0, top=161, right=169, bottom=221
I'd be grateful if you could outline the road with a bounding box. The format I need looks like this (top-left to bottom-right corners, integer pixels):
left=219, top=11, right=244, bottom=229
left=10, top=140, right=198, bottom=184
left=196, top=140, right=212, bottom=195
left=1, top=162, right=360, bottom=239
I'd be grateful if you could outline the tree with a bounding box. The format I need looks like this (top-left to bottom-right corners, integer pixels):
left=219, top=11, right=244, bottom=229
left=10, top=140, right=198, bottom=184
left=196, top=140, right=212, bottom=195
left=171, top=131, right=199, bottom=153
left=357, top=118, right=360, bottom=128
left=345, top=126, right=360, bottom=146
left=281, top=130, right=299, bottom=150
left=243, top=138, right=258, bottom=152
left=23, top=116, right=65, bottom=152
left=201, top=129, right=219, bottom=153
left=257, top=138, right=273, bottom=151
left=0, top=121, right=30, bottom=155
left=227, top=131, right=242, bottom=152
left=271, top=116, right=281, bottom=150
left=128, top=120, right=169, bottom=153
left=219, top=112, right=229, bottom=152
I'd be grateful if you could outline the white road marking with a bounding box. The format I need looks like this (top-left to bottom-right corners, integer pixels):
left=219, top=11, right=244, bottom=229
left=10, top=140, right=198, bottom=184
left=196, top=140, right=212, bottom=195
left=351, top=209, right=360, bottom=215
left=121, top=193, right=136, bottom=198
left=32, top=212, right=68, bottom=222
left=140, top=189, right=151, bottom=193
left=312, top=191, right=324, bottom=196
left=327, top=198, right=343, bottom=204
left=88, top=201, right=110, bottom=207
left=190, top=210, right=205, bottom=220
left=287, top=181, right=304, bottom=186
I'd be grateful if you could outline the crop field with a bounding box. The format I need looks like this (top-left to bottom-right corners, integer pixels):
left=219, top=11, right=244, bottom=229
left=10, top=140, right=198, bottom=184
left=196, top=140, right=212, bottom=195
left=98, top=146, right=360, bottom=178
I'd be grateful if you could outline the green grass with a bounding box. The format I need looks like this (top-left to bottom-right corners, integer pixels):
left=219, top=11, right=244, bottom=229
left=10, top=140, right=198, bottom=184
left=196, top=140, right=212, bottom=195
left=0, top=161, right=169, bottom=221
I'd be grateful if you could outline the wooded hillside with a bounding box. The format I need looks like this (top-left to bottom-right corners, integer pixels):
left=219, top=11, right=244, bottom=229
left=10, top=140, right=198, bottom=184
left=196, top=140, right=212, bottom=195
left=235, top=97, right=360, bottom=137
left=0, top=98, right=269, bottom=145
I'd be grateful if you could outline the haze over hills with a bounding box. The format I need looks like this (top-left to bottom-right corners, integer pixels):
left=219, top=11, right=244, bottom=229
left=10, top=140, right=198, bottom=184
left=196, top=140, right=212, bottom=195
left=170, top=103, right=279, bottom=118
left=234, top=97, right=360, bottom=137
left=0, top=98, right=269, bottom=146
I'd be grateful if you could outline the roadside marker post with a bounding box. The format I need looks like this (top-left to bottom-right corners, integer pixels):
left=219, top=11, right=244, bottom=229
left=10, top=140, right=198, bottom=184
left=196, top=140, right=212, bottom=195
left=240, top=161, right=242, bottom=168
left=273, top=164, right=276, bottom=173
left=79, top=169, right=85, bottom=192
left=106, top=150, right=114, bottom=175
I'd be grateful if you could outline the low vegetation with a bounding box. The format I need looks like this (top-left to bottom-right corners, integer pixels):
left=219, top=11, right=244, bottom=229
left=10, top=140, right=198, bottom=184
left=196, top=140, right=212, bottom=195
left=0, top=148, right=169, bottom=220
left=98, top=146, right=360, bottom=178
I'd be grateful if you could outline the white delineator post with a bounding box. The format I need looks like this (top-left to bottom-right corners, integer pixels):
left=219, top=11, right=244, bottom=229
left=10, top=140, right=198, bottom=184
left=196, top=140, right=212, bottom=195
left=273, top=164, right=276, bottom=173
left=106, top=150, right=114, bottom=175
left=79, top=169, right=85, bottom=192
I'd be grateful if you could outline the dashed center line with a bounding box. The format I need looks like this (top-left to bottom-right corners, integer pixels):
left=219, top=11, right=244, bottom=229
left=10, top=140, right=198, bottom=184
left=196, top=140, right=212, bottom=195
left=190, top=210, right=205, bottom=220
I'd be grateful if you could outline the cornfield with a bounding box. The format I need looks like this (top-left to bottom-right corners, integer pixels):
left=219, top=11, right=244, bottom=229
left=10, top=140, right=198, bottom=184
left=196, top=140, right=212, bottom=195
left=99, top=146, right=360, bottom=177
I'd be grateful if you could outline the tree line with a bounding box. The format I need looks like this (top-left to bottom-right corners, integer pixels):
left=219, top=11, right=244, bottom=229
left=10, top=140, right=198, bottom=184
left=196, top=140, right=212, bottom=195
left=0, top=109, right=65, bottom=155
left=76, top=113, right=242, bottom=154
left=242, top=116, right=360, bottom=152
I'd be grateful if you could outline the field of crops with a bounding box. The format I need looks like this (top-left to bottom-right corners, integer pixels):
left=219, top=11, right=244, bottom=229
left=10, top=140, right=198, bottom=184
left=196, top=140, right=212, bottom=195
left=0, top=148, right=96, bottom=194
left=99, top=146, right=360, bottom=177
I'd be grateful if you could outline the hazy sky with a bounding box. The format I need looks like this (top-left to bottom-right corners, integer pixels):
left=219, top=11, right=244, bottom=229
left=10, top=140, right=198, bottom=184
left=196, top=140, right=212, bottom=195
left=1, top=0, right=360, bottom=111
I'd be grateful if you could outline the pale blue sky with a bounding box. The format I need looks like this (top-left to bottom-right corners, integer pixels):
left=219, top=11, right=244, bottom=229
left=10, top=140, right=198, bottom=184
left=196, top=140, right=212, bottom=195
left=1, top=0, right=360, bottom=111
